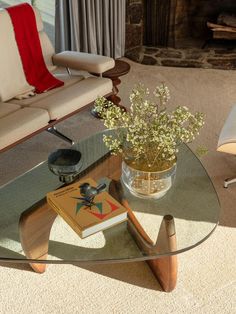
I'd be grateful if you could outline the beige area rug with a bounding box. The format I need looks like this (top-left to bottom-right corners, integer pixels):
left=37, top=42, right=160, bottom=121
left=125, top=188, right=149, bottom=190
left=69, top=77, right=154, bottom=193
left=0, top=59, right=236, bottom=314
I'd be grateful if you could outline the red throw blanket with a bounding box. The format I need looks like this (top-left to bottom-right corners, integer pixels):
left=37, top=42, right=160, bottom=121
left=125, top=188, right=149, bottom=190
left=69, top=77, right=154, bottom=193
left=6, top=3, right=64, bottom=93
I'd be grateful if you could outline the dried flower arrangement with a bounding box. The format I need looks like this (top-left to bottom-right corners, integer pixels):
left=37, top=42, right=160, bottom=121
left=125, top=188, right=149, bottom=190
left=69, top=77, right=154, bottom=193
left=94, top=83, right=205, bottom=171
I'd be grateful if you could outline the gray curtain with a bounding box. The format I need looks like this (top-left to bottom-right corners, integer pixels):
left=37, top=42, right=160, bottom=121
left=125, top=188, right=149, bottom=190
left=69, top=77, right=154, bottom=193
left=55, top=0, right=126, bottom=58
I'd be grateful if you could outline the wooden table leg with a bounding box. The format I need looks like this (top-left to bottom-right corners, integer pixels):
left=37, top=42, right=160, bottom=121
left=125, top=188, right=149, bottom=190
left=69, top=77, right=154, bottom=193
left=107, top=77, right=127, bottom=112
left=91, top=59, right=130, bottom=119
left=109, top=180, right=177, bottom=292
left=91, top=77, right=127, bottom=119
left=19, top=198, right=57, bottom=273
left=128, top=215, right=177, bottom=292
left=148, top=215, right=177, bottom=292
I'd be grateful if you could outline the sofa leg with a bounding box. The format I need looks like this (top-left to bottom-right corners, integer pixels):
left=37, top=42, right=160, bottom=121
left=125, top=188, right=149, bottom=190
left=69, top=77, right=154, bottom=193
left=224, top=176, right=236, bottom=188
left=47, top=126, right=75, bottom=145
left=66, top=67, right=71, bottom=75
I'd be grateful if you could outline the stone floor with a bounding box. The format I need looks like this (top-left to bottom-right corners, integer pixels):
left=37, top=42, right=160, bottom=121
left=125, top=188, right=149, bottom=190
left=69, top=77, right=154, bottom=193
left=126, top=45, right=236, bottom=70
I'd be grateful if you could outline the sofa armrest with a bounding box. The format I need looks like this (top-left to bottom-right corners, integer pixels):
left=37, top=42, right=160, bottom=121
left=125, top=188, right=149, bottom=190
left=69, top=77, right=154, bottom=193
left=52, top=51, right=115, bottom=74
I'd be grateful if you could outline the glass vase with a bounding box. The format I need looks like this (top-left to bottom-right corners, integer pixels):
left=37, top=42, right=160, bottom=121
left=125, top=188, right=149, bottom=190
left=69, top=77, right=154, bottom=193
left=121, top=161, right=176, bottom=199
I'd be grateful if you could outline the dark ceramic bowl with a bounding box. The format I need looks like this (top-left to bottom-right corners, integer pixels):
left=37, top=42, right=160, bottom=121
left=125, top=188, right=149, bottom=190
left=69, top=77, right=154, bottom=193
left=48, top=149, right=82, bottom=178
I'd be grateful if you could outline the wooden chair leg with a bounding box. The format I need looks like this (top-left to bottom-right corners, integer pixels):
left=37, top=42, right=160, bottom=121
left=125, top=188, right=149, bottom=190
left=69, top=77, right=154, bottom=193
left=19, top=198, right=58, bottom=273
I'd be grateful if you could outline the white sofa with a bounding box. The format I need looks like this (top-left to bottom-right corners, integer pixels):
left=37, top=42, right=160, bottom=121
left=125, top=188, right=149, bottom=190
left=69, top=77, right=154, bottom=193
left=0, top=6, right=114, bottom=152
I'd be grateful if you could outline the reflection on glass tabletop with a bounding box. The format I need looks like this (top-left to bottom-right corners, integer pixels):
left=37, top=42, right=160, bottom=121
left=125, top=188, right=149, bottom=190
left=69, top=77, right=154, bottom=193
left=0, top=130, right=220, bottom=263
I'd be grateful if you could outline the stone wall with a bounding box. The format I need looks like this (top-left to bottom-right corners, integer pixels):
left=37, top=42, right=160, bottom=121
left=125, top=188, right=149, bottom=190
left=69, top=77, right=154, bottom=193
left=125, top=0, right=236, bottom=49
left=125, top=0, right=144, bottom=56
left=124, top=0, right=236, bottom=70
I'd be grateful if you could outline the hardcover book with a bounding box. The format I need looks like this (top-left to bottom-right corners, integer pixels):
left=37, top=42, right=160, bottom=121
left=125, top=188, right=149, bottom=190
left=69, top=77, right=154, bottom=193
left=46, top=178, right=127, bottom=238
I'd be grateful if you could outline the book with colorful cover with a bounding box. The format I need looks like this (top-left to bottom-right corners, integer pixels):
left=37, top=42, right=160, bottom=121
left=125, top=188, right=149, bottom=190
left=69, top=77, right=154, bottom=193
left=46, top=178, right=127, bottom=238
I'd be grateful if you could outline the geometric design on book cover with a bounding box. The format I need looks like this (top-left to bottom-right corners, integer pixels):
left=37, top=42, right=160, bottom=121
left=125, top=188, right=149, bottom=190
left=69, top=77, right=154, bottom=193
left=75, top=199, right=119, bottom=220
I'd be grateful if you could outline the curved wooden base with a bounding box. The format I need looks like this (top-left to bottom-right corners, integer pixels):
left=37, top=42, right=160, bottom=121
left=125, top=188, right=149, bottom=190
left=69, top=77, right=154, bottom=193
left=19, top=155, right=121, bottom=273
left=109, top=180, right=177, bottom=292
left=19, top=167, right=177, bottom=292
left=128, top=216, right=177, bottom=292
left=19, top=199, right=57, bottom=273
left=148, top=215, right=177, bottom=292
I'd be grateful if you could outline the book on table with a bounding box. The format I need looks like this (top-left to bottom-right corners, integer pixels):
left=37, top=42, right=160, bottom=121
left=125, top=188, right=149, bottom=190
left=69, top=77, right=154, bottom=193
left=46, top=178, right=127, bottom=238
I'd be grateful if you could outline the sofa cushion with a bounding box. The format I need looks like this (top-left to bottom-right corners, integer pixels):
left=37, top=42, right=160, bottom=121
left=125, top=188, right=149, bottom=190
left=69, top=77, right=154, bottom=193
left=0, top=6, right=58, bottom=102
left=39, top=31, right=56, bottom=72
left=31, top=77, right=112, bottom=120
left=0, top=103, right=21, bottom=118
left=35, top=8, right=55, bottom=72
left=0, top=9, right=34, bottom=101
left=33, top=7, right=43, bottom=32
left=0, top=108, right=50, bottom=150
left=7, top=70, right=85, bottom=107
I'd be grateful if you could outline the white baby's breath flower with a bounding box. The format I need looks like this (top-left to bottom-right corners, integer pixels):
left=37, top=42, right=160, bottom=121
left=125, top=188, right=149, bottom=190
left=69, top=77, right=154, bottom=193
left=95, top=83, right=205, bottom=169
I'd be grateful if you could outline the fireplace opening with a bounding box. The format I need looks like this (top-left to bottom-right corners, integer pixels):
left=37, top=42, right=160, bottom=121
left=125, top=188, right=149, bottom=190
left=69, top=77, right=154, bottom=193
left=125, top=0, right=236, bottom=70
left=143, top=0, right=236, bottom=49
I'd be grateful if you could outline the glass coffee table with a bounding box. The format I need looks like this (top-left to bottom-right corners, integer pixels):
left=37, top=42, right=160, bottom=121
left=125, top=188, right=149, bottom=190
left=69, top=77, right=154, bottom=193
left=0, top=131, right=220, bottom=292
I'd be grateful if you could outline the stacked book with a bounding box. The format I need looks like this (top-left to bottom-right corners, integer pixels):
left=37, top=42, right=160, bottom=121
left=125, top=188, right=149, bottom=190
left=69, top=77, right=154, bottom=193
left=47, top=178, right=127, bottom=238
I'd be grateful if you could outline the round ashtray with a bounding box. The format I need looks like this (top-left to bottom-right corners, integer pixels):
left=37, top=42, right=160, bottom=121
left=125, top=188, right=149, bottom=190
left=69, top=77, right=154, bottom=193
left=48, top=149, right=82, bottom=181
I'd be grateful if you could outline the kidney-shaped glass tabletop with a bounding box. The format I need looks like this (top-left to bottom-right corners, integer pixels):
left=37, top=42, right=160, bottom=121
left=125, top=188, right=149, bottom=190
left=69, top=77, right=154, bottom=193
left=0, top=130, right=220, bottom=264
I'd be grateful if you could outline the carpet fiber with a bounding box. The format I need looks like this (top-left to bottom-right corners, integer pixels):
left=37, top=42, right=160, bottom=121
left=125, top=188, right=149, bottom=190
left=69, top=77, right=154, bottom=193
left=0, top=59, right=236, bottom=314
